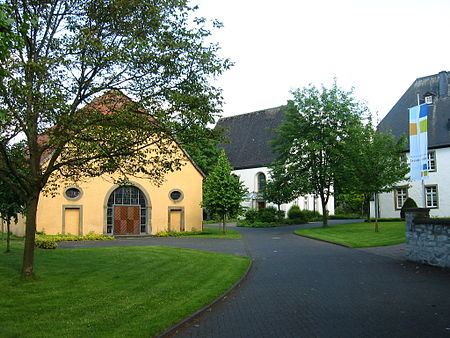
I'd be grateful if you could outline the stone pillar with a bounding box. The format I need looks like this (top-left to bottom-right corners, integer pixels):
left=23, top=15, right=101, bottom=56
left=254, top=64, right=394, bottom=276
left=405, top=208, right=430, bottom=232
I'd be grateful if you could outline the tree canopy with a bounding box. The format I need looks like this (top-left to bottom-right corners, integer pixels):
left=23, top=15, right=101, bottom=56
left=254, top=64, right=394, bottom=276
left=272, top=81, right=367, bottom=226
left=202, top=149, right=247, bottom=233
left=337, top=121, right=408, bottom=223
left=0, top=0, right=230, bottom=277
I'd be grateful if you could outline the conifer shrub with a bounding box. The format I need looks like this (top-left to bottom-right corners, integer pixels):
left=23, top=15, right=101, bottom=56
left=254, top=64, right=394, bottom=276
left=400, top=197, right=418, bottom=219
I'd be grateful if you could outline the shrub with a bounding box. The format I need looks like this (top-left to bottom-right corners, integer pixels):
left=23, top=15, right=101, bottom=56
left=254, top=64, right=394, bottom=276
left=276, top=210, right=285, bottom=220
left=258, top=207, right=278, bottom=223
left=400, top=197, right=418, bottom=219
left=155, top=230, right=204, bottom=237
left=302, top=210, right=322, bottom=221
left=287, top=205, right=303, bottom=219
left=283, top=217, right=308, bottom=225
left=244, top=209, right=259, bottom=223
left=35, top=238, right=57, bottom=249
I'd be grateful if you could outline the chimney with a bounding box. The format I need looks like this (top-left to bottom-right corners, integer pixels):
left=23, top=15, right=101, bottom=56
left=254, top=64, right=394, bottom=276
left=438, top=71, right=448, bottom=97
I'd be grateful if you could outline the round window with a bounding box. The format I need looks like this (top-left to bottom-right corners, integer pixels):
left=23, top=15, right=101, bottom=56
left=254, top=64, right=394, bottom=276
left=64, top=187, right=82, bottom=200
left=169, top=190, right=183, bottom=202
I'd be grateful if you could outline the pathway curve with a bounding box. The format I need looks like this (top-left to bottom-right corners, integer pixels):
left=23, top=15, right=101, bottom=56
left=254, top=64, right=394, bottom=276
left=170, top=221, right=450, bottom=338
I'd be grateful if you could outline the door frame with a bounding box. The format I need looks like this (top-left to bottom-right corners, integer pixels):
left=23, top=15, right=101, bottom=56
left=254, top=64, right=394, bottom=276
left=168, top=207, right=185, bottom=232
left=62, top=205, right=83, bottom=236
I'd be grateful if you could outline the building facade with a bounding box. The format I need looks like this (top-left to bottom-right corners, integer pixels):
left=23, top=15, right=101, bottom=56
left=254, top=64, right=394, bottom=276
left=216, top=106, right=334, bottom=215
left=372, top=71, right=450, bottom=218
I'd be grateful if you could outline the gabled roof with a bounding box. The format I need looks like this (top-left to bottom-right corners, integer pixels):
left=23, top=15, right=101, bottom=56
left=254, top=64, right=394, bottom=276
left=215, top=106, right=287, bottom=169
left=378, top=71, right=450, bottom=149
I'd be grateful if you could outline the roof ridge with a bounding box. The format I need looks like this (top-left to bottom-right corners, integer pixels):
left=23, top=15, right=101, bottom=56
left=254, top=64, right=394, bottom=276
left=218, top=105, right=287, bottom=122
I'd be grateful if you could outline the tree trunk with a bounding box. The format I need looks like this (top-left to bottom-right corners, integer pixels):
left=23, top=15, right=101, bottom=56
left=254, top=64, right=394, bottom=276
left=321, top=196, right=328, bottom=227
left=21, top=193, right=40, bottom=279
left=221, top=214, right=226, bottom=234
left=5, top=218, right=11, bottom=253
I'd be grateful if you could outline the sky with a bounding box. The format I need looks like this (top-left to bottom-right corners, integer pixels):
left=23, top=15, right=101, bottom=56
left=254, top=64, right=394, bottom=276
left=194, top=0, right=450, bottom=122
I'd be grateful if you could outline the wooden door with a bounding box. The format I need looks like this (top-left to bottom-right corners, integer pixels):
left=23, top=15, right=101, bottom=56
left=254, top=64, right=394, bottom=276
left=114, top=206, right=140, bottom=235
left=65, top=208, right=80, bottom=235
left=169, top=210, right=182, bottom=232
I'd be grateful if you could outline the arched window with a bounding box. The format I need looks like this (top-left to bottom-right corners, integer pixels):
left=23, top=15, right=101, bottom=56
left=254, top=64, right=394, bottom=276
left=106, top=186, right=147, bottom=234
left=257, top=172, right=266, bottom=191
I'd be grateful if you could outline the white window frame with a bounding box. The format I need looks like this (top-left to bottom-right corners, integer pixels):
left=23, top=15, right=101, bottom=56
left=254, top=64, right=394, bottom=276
left=425, top=185, right=438, bottom=208
left=425, top=96, right=433, bottom=104
left=394, top=187, right=408, bottom=210
left=427, top=151, right=436, bottom=172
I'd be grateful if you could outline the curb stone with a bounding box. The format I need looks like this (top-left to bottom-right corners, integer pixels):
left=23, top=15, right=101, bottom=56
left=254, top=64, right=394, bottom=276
left=156, top=258, right=253, bottom=338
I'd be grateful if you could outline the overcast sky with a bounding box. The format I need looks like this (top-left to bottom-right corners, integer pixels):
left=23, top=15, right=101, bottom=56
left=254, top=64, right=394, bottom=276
left=194, top=0, right=450, bottom=122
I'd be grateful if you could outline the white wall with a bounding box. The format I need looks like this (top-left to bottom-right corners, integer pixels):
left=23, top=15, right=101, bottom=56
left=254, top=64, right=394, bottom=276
left=233, top=167, right=335, bottom=215
left=371, top=147, right=450, bottom=218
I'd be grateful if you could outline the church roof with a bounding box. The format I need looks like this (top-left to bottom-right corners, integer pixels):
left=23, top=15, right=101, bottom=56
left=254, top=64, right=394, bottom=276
left=215, top=106, right=287, bottom=169
left=378, top=71, right=450, bottom=149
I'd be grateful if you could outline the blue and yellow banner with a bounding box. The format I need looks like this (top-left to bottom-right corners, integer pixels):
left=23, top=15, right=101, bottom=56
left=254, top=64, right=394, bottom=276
left=409, top=103, right=428, bottom=180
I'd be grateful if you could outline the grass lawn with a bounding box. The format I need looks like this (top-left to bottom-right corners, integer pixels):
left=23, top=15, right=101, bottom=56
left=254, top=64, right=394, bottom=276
left=294, top=222, right=406, bottom=248
left=0, top=241, right=250, bottom=337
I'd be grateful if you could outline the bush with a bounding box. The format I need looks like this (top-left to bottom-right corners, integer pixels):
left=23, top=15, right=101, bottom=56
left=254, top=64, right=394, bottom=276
left=287, top=205, right=303, bottom=219
left=276, top=210, right=285, bottom=220
left=283, top=217, right=308, bottom=225
left=302, top=210, right=322, bottom=221
left=258, top=207, right=278, bottom=223
left=400, top=197, right=418, bottom=219
left=244, top=209, right=259, bottom=223
left=155, top=230, right=204, bottom=237
left=236, top=220, right=277, bottom=228
left=35, top=238, right=58, bottom=249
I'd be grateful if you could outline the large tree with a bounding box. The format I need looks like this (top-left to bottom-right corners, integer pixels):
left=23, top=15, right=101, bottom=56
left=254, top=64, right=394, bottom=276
left=202, top=149, right=247, bottom=233
left=337, top=121, right=408, bottom=230
left=272, top=82, right=367, bottom=226
left=0, top=0, right=230, bottom=278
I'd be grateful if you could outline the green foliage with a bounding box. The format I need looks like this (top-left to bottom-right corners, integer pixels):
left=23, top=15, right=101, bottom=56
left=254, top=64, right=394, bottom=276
left=179, top=128, right=222, bottom=175
left=35, top=238, right=57, bottom=249
left=261, top=165, right=295, bottom=209
left=244, top=209, right=259, bottom=223
left=301, top=210, right=322, bottom=221
left=257, top=207, right=278, bottom=223
left=236, top=220, right=278, bottom=228
left=36, top=233, right=115, bottom=242
left=202, top=149, right=247, bottom=231
left=0, top=0, right=230, bottom=277
left=400, top=197, right=418, bottom=219
left=155, top=230, right=204, bottom=237
left=0, top=242, right=250, bottom=336
left=338, top=121, right=409, bottom=219
left=272, top=81, right=367, bottom=226
left=287, top=205, right=302, bottom=219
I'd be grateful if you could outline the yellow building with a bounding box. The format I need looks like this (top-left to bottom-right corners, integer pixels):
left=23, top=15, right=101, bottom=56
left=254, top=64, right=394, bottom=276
left=11, top=94, right=205, bottom=237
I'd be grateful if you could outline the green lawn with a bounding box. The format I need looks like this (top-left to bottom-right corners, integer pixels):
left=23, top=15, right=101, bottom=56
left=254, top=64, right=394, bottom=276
left=294, top=222, right=406, bottom=248
left=0, top=242, right=250, bottom=337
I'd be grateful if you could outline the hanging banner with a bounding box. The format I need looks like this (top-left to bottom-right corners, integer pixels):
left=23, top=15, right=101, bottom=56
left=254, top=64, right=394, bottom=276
left=409, top=103, right=428, bottom=180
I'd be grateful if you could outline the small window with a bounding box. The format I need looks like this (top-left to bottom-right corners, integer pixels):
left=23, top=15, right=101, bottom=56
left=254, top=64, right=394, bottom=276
left=64, top=187, right=82, bottom=201
left=425, top=96, right=433, bottom=104
left=169, top=189, right=184, bottom=202
left=427, top=151, right=436, bottom=172
left=394, top=187, right=408, bottom=210
left=425, top=185, right=438, bottom=208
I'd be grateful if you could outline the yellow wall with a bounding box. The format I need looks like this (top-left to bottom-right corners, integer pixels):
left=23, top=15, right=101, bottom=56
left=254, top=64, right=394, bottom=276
left=38, top=157, right=203, bottom=235
left=12, top=149, right=204, bottom=236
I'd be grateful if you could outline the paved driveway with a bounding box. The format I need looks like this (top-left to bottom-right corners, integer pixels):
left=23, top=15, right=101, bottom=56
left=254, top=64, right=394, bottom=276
left=170, top=222, right=450, bottom=338
left=60, top=221, right=450, bottom=337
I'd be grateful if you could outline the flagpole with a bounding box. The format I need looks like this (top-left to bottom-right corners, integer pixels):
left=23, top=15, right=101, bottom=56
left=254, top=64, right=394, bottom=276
left=417, top=94, right=426, bottom=208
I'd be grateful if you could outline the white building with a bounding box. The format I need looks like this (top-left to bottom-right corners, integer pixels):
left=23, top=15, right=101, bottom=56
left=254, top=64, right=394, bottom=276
left=372, top=71, right=450, bottom=218
left=215, top=106, right=334, bottom=215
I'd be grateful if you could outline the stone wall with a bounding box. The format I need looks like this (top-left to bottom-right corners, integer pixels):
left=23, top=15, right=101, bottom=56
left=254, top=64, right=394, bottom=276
left=405, top=208, right=450, bottom=268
